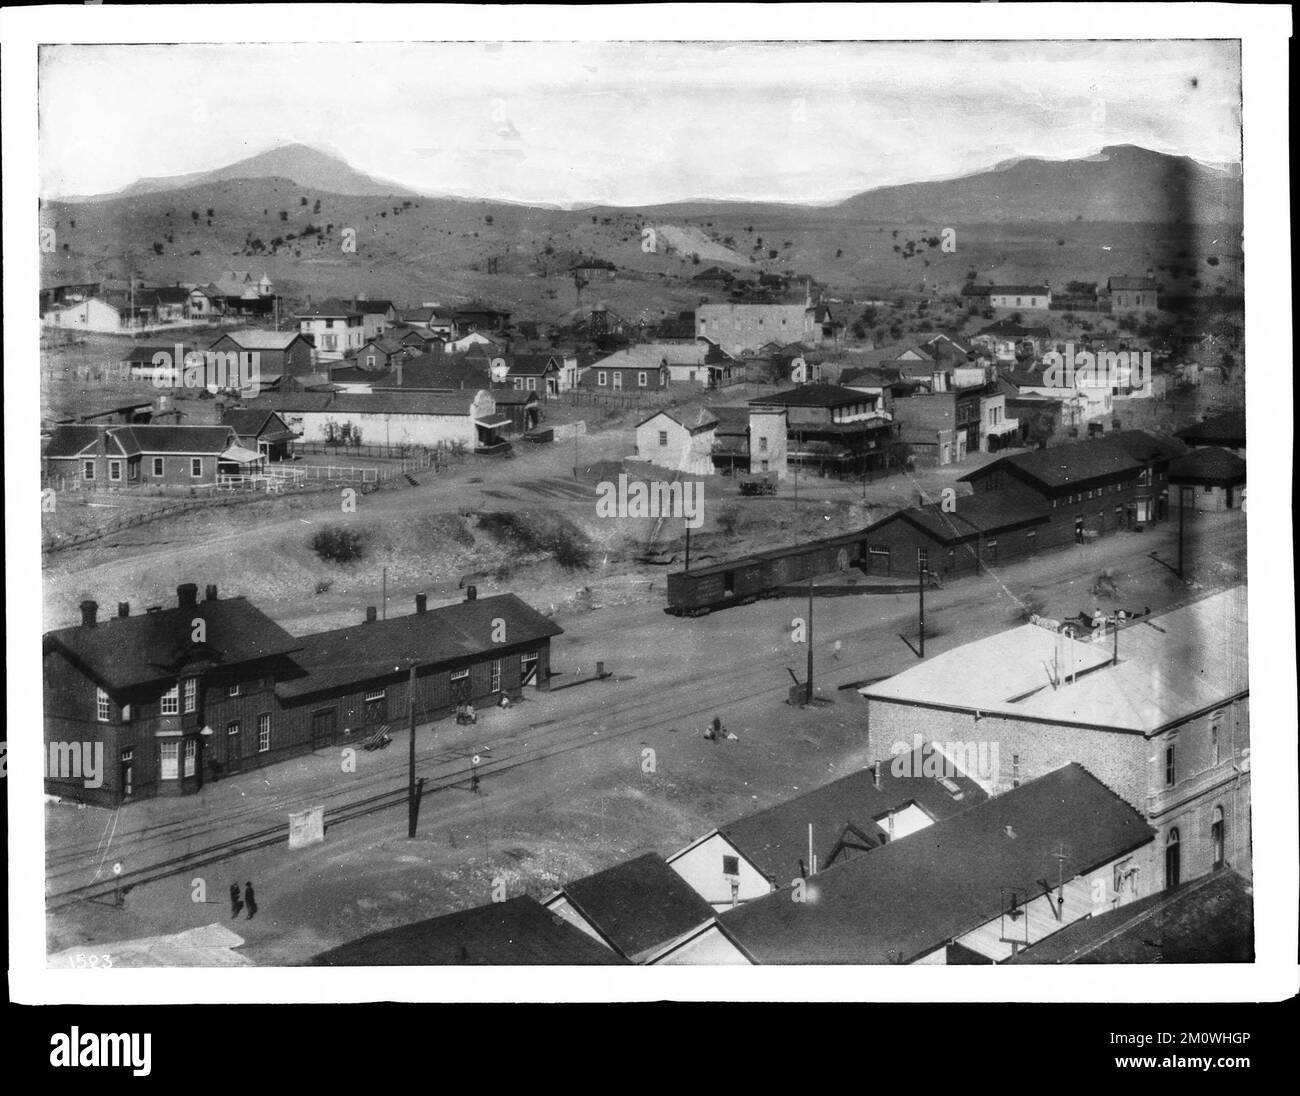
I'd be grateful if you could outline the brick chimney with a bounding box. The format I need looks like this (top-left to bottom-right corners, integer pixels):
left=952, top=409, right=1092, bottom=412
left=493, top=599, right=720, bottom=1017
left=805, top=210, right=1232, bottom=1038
left=177, top=583, right=199, bottom=609
left=415, top=593, right=427, bottom=614
left=117, top=602, right=130, bottom=618
left=465, top=585, right=477, bottom=602
left=80, top=600, right=98, bottom=628
left=365, top=606, right=377, bottom=623
left=205, top=584, right=218, bottom=602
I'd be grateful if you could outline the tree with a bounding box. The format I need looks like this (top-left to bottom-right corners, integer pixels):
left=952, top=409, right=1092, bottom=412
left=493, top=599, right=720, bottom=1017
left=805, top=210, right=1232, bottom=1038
left=152, top=242, right=164, bottom=255
left=300, top=196, right=308, bottom=207
left=206, top=208, right=214, bottom=219
left=279, top=210, right=288, bottom=222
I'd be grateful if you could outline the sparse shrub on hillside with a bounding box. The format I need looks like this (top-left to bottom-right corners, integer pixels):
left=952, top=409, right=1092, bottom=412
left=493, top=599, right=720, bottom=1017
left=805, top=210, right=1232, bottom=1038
left=152, top=242, right=164, bottom=255
left=191, top=210, right=199, bottom=222
left=476, top=512, right=592, bottom=571
left=300, top=196, right=308, bottom=206
left=311, top=526, right=366, bottom=564
left=279, top=211, right=288, bottom=222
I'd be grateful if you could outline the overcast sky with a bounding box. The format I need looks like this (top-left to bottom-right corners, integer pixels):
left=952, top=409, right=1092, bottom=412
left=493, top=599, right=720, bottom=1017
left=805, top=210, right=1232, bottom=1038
left=39, top=40, right=1241, bottom=206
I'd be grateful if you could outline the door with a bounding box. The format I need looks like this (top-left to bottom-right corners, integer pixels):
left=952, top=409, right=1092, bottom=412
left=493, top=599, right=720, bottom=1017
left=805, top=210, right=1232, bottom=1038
left=120, top=749, right=134, bottom=799
left=311, top=708, right=337, bottom=750
left=520, top=652, right=540, bottom=688
left=227, top=723, right=242, bottom=772
left=1074, top=518, right=1084, bottom=544
left=611, top=371, right=622, bottom=391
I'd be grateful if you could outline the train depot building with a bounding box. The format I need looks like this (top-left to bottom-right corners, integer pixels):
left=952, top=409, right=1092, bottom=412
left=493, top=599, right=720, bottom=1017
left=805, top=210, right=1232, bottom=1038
left=43, top=584, right=561, bottom=807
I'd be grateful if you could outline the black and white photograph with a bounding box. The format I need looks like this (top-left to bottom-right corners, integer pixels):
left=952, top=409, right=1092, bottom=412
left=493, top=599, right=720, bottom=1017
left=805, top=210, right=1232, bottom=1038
left=4, top=3, right=1295, bottom=1025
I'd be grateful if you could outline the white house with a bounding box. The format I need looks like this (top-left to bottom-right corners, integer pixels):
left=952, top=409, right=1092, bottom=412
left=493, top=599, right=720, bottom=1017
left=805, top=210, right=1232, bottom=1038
left=635, top=405, right=718, bottom=475
left=296, top=299, right=365, bottom=362
left=987, top=285, right=1052, bottom=310
left=42, top=297, right=128, bottom=333
left=239, top=390, right=503, bottom=452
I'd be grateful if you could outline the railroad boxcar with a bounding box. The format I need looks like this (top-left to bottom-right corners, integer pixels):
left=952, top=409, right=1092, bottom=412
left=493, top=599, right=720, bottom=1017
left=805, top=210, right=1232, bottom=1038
left=665, top=528, right=872, bottom=615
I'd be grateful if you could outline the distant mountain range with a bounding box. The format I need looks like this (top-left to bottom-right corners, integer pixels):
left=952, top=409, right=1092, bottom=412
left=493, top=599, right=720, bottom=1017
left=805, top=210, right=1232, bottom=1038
left=833, top=145, right=1242, bottom=224
left=53, top=142, right=1241, bottom=224
left=57, top=144, right=418, bottom=203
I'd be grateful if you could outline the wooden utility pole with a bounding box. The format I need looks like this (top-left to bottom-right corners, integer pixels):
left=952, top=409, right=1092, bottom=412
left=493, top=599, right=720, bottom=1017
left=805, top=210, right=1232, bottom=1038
left=918, top=561, right=926, bottom=658
left=805, top=576, right=814, bottom=704
left=1177, top=488, right=1186, bottom=579
left=684, top=521, right=691, bottom=571
left=407, top=663, right=418, bottom=838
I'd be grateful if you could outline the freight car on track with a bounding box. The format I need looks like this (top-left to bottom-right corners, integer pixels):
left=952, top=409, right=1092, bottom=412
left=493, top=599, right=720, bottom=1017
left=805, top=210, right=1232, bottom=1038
left=665, top=528, right=873, bottom=616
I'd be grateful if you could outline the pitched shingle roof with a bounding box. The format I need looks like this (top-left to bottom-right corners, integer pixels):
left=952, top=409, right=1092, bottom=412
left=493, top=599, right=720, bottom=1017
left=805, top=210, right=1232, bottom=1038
left=719, top=764, right=1155, bottom=964
left=1011, top=868, right=1253, bottom=964
left=710, top=746, right=987, bottom=885
left=749, top=383, right=875, bottom=409
left=44, top=595, right=301, bottom=694
left=1169, top=447, right=1247, bottom=484
left=277, top=593, right=563, bottom=699
left=311, top=896, right=626, bottom=965
left=553, top=853, right=715, bottom=960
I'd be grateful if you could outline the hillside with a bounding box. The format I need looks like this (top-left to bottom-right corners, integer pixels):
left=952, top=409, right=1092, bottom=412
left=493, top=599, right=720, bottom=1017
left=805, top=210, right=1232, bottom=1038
left=58, top=143, right=418, bottom=202
left=835, top=145, right=1242, bottom=224
left=38, top=144, right=1243, bottom=321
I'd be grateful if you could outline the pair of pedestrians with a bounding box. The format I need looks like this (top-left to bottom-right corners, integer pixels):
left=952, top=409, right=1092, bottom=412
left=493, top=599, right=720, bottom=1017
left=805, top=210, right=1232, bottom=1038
left=229, top=881, right=258, bottom=920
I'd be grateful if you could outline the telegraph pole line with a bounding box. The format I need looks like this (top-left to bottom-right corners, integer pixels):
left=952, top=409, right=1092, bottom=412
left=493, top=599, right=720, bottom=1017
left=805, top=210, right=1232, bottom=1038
left=805, top=576, right=814, bottom=704
left=407, top=663, right=418, bottom=838
left=918, top=561, right=926, bottom=659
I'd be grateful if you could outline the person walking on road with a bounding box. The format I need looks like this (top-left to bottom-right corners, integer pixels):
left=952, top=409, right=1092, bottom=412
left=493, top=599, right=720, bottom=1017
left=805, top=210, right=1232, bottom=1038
left=244, top=881, right=258, bottom=920
left=229, top=883, right=243, bottom=919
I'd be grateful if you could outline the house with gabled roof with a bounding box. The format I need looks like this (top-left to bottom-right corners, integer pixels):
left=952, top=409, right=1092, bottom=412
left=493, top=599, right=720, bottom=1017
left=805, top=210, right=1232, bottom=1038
left=668, top=744, right=987, bottom=911
left=635, top=404, right=718, bottom=475
left=720, top=763, right=1157, bottom=963
left=208, top=329, right=316, bottom=384
left=42, top=424, right=263, bottom=488
left=312, top=896, right=626, bottom=966
left=541, top=853, right=717, bottom=963
left=296, top=298, right=365, bottom=361
left=219, top=408, right=298, bottom=461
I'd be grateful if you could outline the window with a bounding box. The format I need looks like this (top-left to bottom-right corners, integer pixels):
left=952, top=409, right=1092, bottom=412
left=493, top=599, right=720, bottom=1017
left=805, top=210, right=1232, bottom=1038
left=183, top=738, right=196, bottom=777
left=83, top=460, right=95, bottom=481
left=1211, top=806, right=1225, bottom=868
left=597, top=371, right=607, bottom=386
left=1165, top=744, right=1176, bottom=787
left=1138, top=467, right=1152, bottom=487
left=1012, top=753, right=1020, bottom=788
left=160, top=741, right=179, bottom=780
left=227, top=720, right=240, bottom=738
left=1204, top=484, right=1213, bottom=495
left=722, top=855, right=740, bottom=877
left=366, top=355, right=376, bottom=369
left=1165, top=828, right=1181, bottom=889
left=365, top=688, right=387, bottom=723
left=658, top=431, right=668, bottom=447
left=96, top=687, right=111, bottom=722
left=759, top=436, right=768, bottom=452
left=527, top=377, right=536, bottom=391
left=228, top=682, right=241, bottom=698
left=190, top=458, right=203, bottom=478
left=108, top=460, right=122, bottom=482
left=258, top=714, right=271, bottom=753
left=490, top=660, right=501, bottom=693
left=161, top=684, right=180, bottom=715
left=1210, top=710, right=1224, bottom=765
left=183, top=677, right=198, bottom=713
left=450, top=668, right=470, bottom=682
left=917, top=547, right=929, bottom=569
left=153, top=457, right=164, bottom=477
left=325, top=319, right=335, bottom=329
left=1026, top=529, right=1037, bottom=551
left=637, top=371, right=648, bottom=387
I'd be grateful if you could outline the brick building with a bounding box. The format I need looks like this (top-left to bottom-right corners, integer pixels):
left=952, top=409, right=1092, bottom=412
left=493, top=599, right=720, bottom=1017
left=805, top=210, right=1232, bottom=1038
left=859, top=588, right=1250, bottom=894
left=43, top=585, right=303, bottom=806
left=44, top=587, right=562, bottom=807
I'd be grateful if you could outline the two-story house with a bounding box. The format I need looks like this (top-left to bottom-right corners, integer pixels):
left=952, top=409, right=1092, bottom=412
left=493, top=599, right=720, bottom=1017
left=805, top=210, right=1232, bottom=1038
left=296, top=299, right=365, bottom=362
